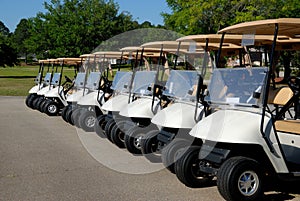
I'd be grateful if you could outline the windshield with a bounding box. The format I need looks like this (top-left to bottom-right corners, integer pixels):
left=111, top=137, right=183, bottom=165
left=132, top=71, right=157, bottom=96
left=206, top=67, right=268, bottom=106
left=51, top=73, right=61, bottom=86
left=74, top=72, right=86, bottom=88
left=163, top=70, right=199, bottom=101
left=85, top=72, right=101, bottom=90
left=111, top=71, right=133, bottom=93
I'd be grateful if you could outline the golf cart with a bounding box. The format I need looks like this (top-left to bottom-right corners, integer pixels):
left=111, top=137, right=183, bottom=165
left=30, top=59, right=63, bottom=111
left=111, top=41, right=187, bottom=151
left=61, top=55, right=88, bottom=123
left=95, top=47, right=141, bottom=139
left=40, top=58, right=81, bottom=116
left=97, top=47, right=155, bottom=141
left=73, top=52, right=120, bottom=132
left=176, top=18, right=300, bottom=201
left=25, top=59, right=48, bottom=109
left=140, top=36, right=243, bottom=167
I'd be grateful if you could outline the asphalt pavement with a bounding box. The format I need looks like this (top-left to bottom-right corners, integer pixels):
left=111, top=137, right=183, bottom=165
left=0, top=96, right=299, bottom=201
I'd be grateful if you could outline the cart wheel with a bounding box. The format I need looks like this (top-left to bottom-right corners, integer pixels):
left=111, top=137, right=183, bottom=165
left=72, top=108, right=86, bottom=127
left=217, top=156, right=263, bottom=201
left=45, top=101, right=59, bottom=116
left=94, top=115, right=107, bottom=138
left=161, top=138, right=190, bottom=174
left=27, top=94, right=38, bottom=109
left=79, top=111, right=96, bottom=132
left=104, top=119, right=116, bottom=142
left=66, top=105, right=76, bottom=125
left=141, top=130, right=161, bottom=163
left=25, top=94, right=34, bottom=108
left=110, top=121, right=127, bottom=148
left=124, top=126, right=145, bottom=154
left=40, top=99, right=50, bottom=113
left=32, top=96, right=43, bottom=110
left=61, top=105, right=70, bottom=122
left=175, top=146, right=213, bottom=188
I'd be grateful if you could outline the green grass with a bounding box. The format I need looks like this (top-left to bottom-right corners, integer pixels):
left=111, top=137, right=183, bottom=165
left=0, top=66, right=77, bottom=96
left=0, top=65, right=130, bottom=96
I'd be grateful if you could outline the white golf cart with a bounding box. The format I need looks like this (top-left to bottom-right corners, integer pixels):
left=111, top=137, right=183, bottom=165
left=176, top=18, right=300, bottom=201
left=140, top=36, right=242, bottom=168
left=25, top=59, right=47, bottom=108
left=61, top=55, right=88, bottom=123
left=40, top=58, right=81, bottom=116
left=74, top=51, right=122, bottom=132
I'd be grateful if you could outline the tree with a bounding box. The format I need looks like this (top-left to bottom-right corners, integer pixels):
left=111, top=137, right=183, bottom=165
left=163, top=0, right=300, bottom=81
left=163, top=0, right=300, bottom=35
left=13, top=19, right=31, bottom=63
left=0, top=21, right=18, bottom=67
left=25, top=0, right=138, bottom=59
left=0, top=21, right=10, bottom=36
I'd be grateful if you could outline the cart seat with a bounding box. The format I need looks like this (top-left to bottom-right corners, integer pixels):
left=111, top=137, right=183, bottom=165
left=272, top=87, right=293, bottom=105
left=275, top=120, right=300, bottom=135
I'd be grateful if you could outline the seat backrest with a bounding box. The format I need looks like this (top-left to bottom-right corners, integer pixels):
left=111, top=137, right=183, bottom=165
left=51, top=73, right=61, bottom=86
left=43, top=73, right=52, bottom=85
left=271, top=87, right=293, bottom=105
left=34, top=73, right=42, bottom=84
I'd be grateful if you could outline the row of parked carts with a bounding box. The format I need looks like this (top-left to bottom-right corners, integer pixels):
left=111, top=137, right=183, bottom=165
left=25, top=18, right=300, bottom=201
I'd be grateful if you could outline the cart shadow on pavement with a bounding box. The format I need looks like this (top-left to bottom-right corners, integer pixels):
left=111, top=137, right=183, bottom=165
left=263, top=181, right=300, bottom=201
left=263, top=193, right=296, bottom=201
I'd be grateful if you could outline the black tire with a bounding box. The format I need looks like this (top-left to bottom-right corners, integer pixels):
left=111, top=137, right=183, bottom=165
left=36, top=97, right=45, bottom=111
left=124, top=126, right=145, bottom=154
left=40, top=99, right=50, bottom=113
left=104, top=118, right=115, bottom=142
left=110, top=121, right=127, bottom=148
left=94, top=115, right=107, bottom=138
left=161, top=138, right=190, bottom=174
left=25, top=94, right=34, bottom=108
left=141, top=130, right=161, bottom=163
left=217, top=156, right=264, bottom=201
left=71, top=108, right=86, bottom=127
left=78, top=110, right=96, bottom=132
left=27, top=94, right=38, bottom=109
left=32, top=96, right=43, bottom=110
left=61, top=105, right=70, bottom=122
left=175, top=146, right=213, bottom=188
left=44, top=100, right=59, bottom=116
left=66, top=106, right=76, bottom=125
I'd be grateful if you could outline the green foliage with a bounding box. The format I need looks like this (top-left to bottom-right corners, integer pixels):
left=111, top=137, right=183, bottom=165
left=24, top=0, right=140, bottom=59
left=0, top=21, right=18, bottom=67
left=163, top=0, right=300, bottom=35
left=12, top=19, right=31, bottom=63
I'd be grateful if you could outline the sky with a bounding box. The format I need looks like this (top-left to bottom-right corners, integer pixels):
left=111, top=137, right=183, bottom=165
left=0, top=0, right=171, bottom=32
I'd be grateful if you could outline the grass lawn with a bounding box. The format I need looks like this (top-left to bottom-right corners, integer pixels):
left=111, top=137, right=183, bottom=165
left=0, top=65, right=128, bottom=96
left=0, top=65, right=78, bottom=96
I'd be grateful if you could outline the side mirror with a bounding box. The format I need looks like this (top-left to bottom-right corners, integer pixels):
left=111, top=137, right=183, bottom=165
left=124, top=84, right=128, bottom=89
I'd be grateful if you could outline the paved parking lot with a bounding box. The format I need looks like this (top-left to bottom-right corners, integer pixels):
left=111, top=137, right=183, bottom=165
left=0, top=96, right=299, bottom=201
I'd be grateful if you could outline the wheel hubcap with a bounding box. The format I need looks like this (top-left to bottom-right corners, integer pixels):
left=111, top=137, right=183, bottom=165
left=85, top=116, right=96, bottom=128
left=238, top=171, right=259, bottom=196
left=48, top=104, right=57, bottom=113
left=134, top=135, right=143, bottom=149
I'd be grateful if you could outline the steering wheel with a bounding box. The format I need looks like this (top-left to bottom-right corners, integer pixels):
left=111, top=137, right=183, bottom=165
left=288, top=76, right=300, bottom=93
left=64, top=75, right=73, bottom=83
